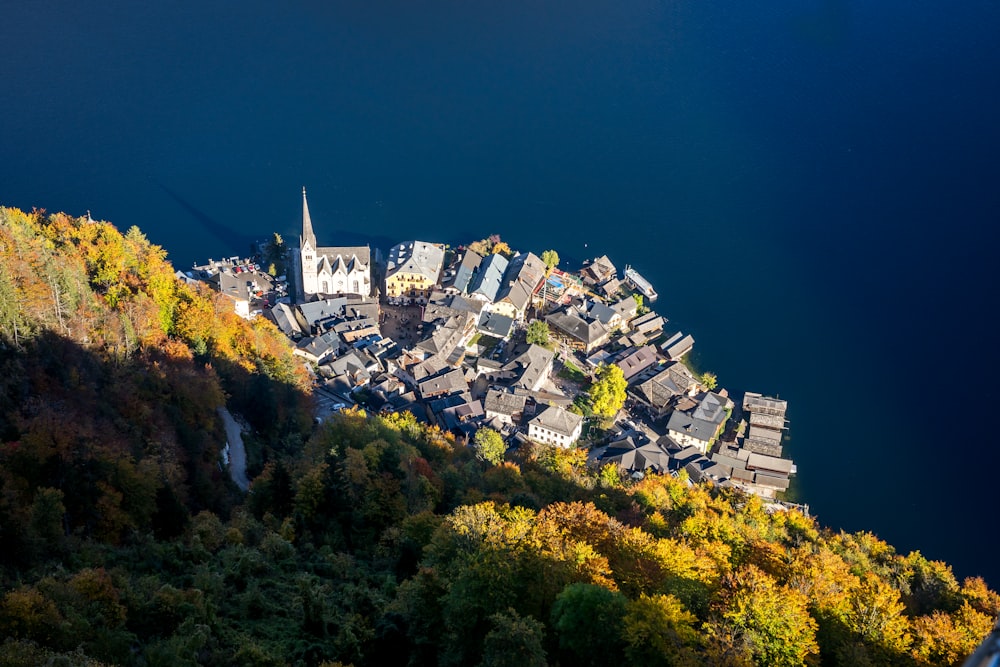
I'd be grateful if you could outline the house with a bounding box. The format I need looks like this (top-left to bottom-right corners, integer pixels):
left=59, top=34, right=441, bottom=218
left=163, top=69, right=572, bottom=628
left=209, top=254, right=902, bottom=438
left=614, top=346, right=658, bottom=383
left=194, top=258, right=275, bottom=319
left=417, top=367, right=469, bottom=400
left=599, top=431, right=673, bottom=475
left=546, top=305, right=611, bottom=353
left=528, top=405, right=583, bottom=448
left=665, top=392, right=731, bottom=453
left=265, top=302, right=304, bottom=339
left=477, top=310, right=515, bottom=340
left=322, top=348, right=378, bottom=388
left=296, top=188, right=372, bottom=299
left=442, top=249, right=483, bottom=295
left=663, top=333, right=695, bottom=361
left=385, top=240, right=446, bottom=303
left=468, top=253, right=509, bottom=303
left=502, top=344, right=555, bottom=392
left=609, top=296, right=639, bottom=327
left=428, top=391, right=484, bottom=433
left=483, top=388, right=527, bottom=426
left=294, top=332, right=339, bottom=365
left=741, top=392, right=789, bottom=456
left=579, top=255, right=617, bottom=287
left=422, top=292, right=484, bottom=324
left=631, top=362, right=699, bottom=416
left=492, top=252, right=546, bottom=319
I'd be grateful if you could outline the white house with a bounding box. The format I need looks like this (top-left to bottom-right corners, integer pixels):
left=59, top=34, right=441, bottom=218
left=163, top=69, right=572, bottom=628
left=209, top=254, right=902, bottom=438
left=528, top=405, right=583, bottom=448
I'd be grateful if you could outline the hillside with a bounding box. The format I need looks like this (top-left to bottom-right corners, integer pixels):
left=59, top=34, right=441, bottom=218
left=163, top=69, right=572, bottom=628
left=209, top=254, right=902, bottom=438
left=0, top=206, right=996, bottom=666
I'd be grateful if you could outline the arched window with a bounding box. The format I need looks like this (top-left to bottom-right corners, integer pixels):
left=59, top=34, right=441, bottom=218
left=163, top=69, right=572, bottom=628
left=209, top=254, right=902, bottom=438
left=321, top=280, right=329, bottom=293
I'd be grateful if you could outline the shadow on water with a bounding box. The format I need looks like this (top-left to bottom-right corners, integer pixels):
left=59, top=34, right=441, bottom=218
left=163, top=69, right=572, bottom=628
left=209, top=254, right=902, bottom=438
left=158, top=183, right=257, bottom=250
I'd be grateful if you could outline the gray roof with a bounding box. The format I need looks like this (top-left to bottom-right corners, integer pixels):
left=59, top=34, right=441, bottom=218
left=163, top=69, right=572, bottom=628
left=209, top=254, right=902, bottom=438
left=748, top=424, right=782, bottom=443
left=692, top=392, right=729, bottom=426
left=601, top=436, right=673, bottom=474
left=497, top=252, right=545, bottom=309
left=666, top=410, right=719, bottom=444
left=266, top=302, right=303, bottom=337
left=742, top=392, right=788, bottom=417
left=746, top=452, right=794, bottom=475
left=580, top=255, right=617, bottom=284
left=609, top=296, right=638, bottom=320
left=478, top=310, right=515, bottom=338
left=743, top=437, right=784, bottom=457
left=615, top=346, right=658, bottom=382
left=423, top=292, right=485, bottom=323
left=315, top=246, right=371, bottom=269
left=417, top=368, right=469, bottom=398
left=586, top=301, right=618, bottom=326
left=503, top=344, right=554, bottom=391
left=546, top=308, right=609, bottom=347
left=386, top=240, right=445, bottom=283
left=530, top=405, right=583, bottom=438
left=469, top=253, right=509, bottom=302
left=749, top=412, right=786, bottom=430
left=484, top=389, right=527, bottom=416
left=444, top=249, right=483, bottom=293
left=664, top=334, right=695, bottom=360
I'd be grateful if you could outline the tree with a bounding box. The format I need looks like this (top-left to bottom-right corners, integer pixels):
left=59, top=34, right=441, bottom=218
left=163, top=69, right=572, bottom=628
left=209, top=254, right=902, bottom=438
left=588, top=364, right=627, bottom=420
left=633, top=293, right=649, bottom=315
left=623, top=594, right=702, bottom=667
left=541, top=250, right=559, bottom=272
left=526, top=320, right=550, bottom=347
left=474, top=428, right=507, bottom=466
left=551, top=583, right=627, bottom=667
left=479, top=609, right=548, bottom=667
left=263, top=232, right=287, bottom=277
left=705, top=565, right=819, bottom=667
left=700, top=372, right=718, bottom=391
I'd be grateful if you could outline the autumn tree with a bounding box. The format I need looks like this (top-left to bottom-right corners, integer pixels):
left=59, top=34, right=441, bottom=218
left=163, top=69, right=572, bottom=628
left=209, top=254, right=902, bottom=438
left=705, top=564, right=819, bottom=667
left=622, top=594, right=702, bottom=667
left=588, top=363, right=627, bottom=420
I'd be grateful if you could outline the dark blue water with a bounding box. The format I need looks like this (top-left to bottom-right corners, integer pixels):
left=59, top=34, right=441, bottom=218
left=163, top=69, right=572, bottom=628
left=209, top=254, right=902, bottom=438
left=5, top=1, right=1000, bottom=584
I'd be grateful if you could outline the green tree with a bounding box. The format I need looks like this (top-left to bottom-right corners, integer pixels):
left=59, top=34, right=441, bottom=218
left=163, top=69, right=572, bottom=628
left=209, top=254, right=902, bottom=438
left=588, top=364, right=627, bottom=420
left=479, top=609, right=548, bottom=667
left=474, top=428, right=507, bottom=466
left=551, top=583, right=627, bottom=667
left=526, top=320, right=550, bottom=347
left=633, top=294, right=649, bottom=315
left=263, top=232, right=286, bottom=277
left=700, top=372, right=718, bottom=391
left=541, top=250, right=559, bottom=272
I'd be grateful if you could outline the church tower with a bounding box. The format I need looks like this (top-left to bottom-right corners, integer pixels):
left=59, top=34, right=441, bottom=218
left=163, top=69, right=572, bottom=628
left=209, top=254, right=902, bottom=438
left=300, top=187, right=318, bottom=297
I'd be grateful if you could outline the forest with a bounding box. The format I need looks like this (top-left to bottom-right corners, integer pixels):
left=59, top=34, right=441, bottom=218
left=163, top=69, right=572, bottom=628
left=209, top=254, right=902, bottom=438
left=0, top=206, right=996, bottom=666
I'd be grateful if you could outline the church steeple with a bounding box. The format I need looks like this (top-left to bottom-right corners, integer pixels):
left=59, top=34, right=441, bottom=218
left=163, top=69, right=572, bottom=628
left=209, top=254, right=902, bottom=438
left=301, top=186, right=317, bottom=251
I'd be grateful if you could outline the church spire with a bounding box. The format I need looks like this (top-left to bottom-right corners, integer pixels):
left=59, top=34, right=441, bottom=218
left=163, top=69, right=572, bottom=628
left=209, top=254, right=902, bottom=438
left=301, top=186, right=317, bottom=250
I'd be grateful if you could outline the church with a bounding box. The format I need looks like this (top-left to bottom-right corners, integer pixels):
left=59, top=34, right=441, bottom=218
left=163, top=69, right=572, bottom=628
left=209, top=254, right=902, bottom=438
left=295, top=188, right=372, bottom=301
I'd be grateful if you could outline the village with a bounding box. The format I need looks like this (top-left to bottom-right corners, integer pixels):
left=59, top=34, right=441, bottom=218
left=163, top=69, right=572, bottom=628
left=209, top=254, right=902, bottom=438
left=182, top=188, right=802, bottom=508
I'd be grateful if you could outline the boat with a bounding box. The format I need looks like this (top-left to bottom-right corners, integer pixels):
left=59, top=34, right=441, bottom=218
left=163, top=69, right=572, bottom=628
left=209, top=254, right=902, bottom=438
left=624, top=265, right=658, bottom=302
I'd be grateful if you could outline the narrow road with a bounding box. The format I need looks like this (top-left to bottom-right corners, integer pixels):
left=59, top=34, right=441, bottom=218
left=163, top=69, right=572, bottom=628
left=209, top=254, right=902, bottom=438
left=219, top=407, right=250, bottom=492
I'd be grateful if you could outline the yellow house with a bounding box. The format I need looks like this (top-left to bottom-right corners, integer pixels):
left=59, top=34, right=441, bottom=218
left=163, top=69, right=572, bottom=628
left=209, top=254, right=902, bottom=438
left=385, top=241, right=445, bottom=303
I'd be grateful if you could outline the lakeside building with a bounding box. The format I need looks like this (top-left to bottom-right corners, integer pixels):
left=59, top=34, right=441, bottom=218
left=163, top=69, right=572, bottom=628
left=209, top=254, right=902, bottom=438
left=385, top=240, right=446, bottom=304
left=296, top=188, right=372, bottom=301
